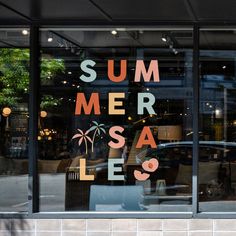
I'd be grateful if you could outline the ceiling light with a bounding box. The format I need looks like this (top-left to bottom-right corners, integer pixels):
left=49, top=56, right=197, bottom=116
left=48, top=37, right=53, bottom=42
left=47, top=33, right=53, bottom=42
left=62, top=81, right=67, bottom=84
left=128, top=116, right=132, bottom=121
left=173, top=49, right=178, bottom=55
left=68, top=71, right=72, bottom=75
left=111, top=30, right=117, bottom=35
left=222, top=65, right=226, bottom=69
left=22, top=29, right=28, bottom=35
left=161, top=36, right=167, bottom=42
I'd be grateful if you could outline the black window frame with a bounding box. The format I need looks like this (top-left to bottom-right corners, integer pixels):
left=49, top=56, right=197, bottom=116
left=1, top=22, right=236, bottom=219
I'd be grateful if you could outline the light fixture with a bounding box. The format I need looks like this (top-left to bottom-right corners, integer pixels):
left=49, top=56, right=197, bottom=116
left=215, top=108, right=222, bottom=118
left=68, top=71, right=72, bottom=75
left=146, top=88, right=150, bottom=91
left=142, top=119, right=146, bottom=123
left=22, top=29, right=28, bottom=35
left=222, top=65, right=226, bottom=69
left=173, top=49, right=178, bottom=55
left=47, top=33, right=53, bottom=42
left=111, top=30, right=117, bottom=35
left=128, top=116, right=132, bottom=121
left=40, top=111, right=47, bottom=118
left=161, top=35, right=167, bottom=42
left=2, top=107, right=12, bottom=117
left=62, top=80, right=67, bottom=84
left=48, top=37, right=53, bottom=42
left=215, top=109, right=221, bottom=115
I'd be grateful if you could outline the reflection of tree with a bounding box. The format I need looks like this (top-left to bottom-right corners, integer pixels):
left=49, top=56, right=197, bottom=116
left=0, top=48, right=65, bottom=108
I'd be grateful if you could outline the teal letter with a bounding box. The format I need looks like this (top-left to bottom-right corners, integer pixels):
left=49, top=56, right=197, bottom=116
left=108, top=158, right=124, bottom=181
left=138, top=93, right=156, bottom=115
left=80, top=60, right=97, bottom=82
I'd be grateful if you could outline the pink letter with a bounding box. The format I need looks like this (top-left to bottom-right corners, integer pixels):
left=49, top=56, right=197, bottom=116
left=108, top=126, right=125, bottom=149
left=134, top=60, right=160, bottom=82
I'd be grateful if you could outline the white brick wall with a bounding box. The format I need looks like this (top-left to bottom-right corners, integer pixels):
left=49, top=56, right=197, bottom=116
left=0, top=219, right=236, bottom=236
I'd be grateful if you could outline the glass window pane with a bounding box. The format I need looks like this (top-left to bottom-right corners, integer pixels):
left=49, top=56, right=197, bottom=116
left=0, top=28, right=29, bottom=212
left=199, top=29, right=236, bottom=212
left=39, top=29, right=193, bottom=212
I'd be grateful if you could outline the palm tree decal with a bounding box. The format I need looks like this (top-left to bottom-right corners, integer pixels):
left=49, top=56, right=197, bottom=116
left=72, top=128, right=92, bottom=154
left=87, top=121, right=106, bottom=153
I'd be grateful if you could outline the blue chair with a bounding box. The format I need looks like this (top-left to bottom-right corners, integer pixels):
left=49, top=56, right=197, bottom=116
left=89, top=185, right=144, bottom=211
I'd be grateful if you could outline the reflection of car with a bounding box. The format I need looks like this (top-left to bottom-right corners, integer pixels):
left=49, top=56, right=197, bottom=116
left=136, top=141, right=236, bottom=164
left=134, top=141, right=236, bottom=200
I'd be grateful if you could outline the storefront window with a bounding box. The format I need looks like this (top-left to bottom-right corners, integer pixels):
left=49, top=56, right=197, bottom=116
left=39, top=29, right=193, bottom=212
left=199, top=29, right=236, bottom=212
left=0, top=28, right=29, bottom=212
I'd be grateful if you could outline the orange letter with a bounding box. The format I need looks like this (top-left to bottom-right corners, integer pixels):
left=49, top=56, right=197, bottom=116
left=80, top=159, right=95, bottom=181
left=134, top=60, right=160, bottom=82
left=109, top=93, right=125, bottom=115
left=136, top=126, right=157, bottom=148
left=75, top=93, right=101, bottom=115
left=108, top=60, right=127, bottom=82
left=108, top=126, right=125, bottom=149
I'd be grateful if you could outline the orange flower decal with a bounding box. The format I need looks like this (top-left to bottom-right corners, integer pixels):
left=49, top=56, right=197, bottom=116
left=134, top=158, right=159, bottom=181
left=134, top=170, right=150, bottom=181
left=142, top=158, right=159, bottom=172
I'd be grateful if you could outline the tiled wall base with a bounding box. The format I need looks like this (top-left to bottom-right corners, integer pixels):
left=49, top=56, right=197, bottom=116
left=0, top=219, right=236, bottom=235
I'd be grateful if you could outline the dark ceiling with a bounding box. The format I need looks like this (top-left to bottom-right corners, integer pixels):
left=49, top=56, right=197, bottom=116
left=0, top=0, right=236, bottom=24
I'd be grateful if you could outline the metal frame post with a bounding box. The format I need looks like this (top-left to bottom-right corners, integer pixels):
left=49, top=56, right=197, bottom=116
left=28, top=24, right=40, bottom=214
left=192, top=23, right=200, bottom=216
